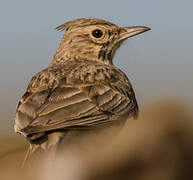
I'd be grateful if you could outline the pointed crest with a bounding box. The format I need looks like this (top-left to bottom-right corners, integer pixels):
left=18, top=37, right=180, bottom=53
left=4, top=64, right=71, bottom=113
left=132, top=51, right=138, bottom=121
left=55, top=17, right=117, bottom=32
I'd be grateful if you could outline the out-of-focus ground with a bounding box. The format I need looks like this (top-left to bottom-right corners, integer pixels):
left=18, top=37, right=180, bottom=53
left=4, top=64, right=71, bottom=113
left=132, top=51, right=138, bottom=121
left=1, top=101, right=193, bottom=180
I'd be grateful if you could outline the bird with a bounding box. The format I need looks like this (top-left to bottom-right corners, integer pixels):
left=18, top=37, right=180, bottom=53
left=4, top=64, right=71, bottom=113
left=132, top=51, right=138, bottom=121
left=14, top=17, right=150, bottom=165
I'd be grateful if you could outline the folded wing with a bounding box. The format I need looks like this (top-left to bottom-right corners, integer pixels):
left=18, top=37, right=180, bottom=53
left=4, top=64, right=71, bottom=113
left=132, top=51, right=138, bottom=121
left=15, top=62, right=138, bottom=136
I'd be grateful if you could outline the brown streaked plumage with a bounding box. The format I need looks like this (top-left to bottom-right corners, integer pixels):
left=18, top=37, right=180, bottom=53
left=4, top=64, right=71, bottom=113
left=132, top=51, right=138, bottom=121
left=14, top=17, right=150, bottom=165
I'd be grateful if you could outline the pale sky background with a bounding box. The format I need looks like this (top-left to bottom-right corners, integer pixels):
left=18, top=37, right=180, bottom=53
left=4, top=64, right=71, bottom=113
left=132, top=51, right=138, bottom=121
left=0, top=0, right=193, bottom=135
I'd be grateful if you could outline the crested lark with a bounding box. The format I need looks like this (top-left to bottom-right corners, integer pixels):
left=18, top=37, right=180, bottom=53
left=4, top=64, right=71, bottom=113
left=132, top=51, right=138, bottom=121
left=14, top=18, right=150, bottom=164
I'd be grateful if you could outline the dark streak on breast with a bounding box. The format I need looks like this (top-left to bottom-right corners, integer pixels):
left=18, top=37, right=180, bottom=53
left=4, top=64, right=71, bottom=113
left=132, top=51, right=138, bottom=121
left=107, top=50, right=112, bottom=61
left=98, top=49, right=106, bottom=60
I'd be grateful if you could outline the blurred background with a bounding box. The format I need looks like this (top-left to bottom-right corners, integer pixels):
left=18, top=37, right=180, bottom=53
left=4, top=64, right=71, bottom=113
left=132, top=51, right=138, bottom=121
left=0, top=0, right=193, bottom=179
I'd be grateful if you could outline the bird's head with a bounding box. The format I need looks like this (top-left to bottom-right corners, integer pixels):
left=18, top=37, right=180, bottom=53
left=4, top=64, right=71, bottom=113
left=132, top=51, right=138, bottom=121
left=51, top=18, right=150, bottom=65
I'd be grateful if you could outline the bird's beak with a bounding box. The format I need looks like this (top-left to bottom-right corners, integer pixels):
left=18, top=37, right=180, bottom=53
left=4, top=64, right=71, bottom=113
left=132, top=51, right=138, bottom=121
left=118, top=26, right=151, bottom=42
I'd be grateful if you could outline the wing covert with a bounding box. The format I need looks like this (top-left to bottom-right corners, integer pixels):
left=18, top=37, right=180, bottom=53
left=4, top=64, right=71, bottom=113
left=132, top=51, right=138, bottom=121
left=15, top=61, right=138, bottom=136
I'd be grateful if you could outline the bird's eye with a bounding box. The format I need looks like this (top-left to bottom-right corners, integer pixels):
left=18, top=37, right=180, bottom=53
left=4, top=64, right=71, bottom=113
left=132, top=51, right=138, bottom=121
left=92, top=29, right=103, bottom=38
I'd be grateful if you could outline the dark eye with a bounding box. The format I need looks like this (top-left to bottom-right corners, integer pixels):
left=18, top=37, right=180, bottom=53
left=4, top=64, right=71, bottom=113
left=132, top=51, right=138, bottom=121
left=92, top=29, right=103, bottom=38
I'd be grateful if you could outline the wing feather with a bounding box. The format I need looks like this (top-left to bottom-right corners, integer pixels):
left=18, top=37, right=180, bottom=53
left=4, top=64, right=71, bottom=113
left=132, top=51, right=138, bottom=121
left=15, top=61, right=138, bottom=136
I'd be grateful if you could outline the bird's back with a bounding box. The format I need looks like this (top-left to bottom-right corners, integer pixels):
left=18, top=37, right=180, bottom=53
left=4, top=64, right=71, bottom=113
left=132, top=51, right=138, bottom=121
left=15, top=60, right=138, bottom=142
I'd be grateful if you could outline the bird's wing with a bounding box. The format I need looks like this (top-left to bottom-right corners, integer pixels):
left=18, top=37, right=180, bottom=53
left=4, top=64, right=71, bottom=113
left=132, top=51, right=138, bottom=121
left=15, top=62, right=138, bottom=136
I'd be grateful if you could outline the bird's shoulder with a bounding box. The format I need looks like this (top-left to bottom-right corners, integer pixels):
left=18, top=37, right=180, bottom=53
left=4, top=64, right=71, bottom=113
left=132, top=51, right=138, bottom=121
left=66, top=61, right=124, bottom=84
left=26, top=61, right=75, bottom=93
left=27, top=60, right=127, bottom=92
